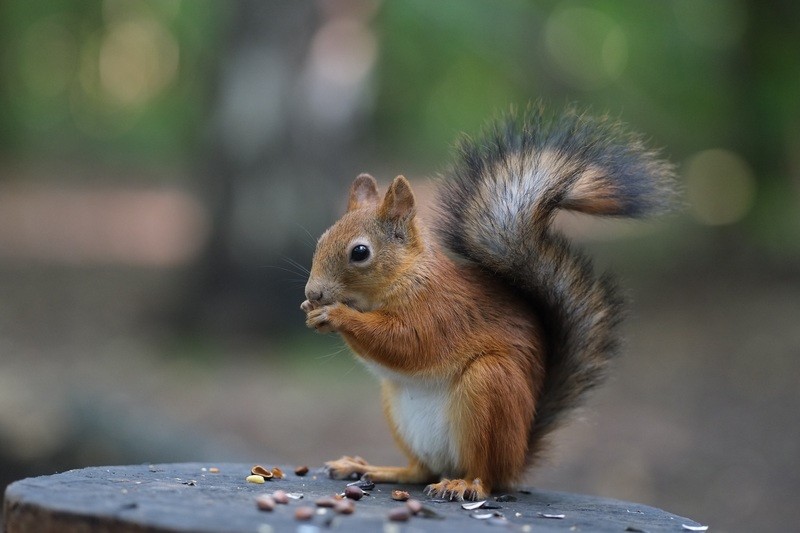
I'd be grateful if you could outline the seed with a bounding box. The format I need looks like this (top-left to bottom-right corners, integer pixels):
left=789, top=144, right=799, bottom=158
left=271, top=467, right=285, bottom=479
left=406, top=499, right=422, bottom=515
left=255, top=495, right=276, bottom=511
left=315, top=497, right=337, bottom=508
left=246, top=475, right=266, bottom=484
left=387, top=507, right=410, bottom=522
left=294, top=506, right=314, bottom=521
left=250, top=465, right=274, bottom=479
left=294, top=465, right=309, bottom=476
left=208, top=467, right=220, bottom=474
left=462, top=500, right=486, bottom=510
left=347, top=477, right=375, bottom=491
left=334, top=499, right=355, bottom=514
left=391, top=490, right=410, bottom=501
left=272, top=490, right=289, bottom=504
left=344, top=485, right=363, bottom=500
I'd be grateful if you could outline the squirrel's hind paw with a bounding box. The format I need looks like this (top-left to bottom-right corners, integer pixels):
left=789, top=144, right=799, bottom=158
left=425, top=478, right=487, bottom=501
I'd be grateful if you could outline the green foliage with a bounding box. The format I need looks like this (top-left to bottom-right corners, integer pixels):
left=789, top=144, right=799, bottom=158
left=0, top=0, right=797, bottom=246
left=0, top=0, right=226, bottom=164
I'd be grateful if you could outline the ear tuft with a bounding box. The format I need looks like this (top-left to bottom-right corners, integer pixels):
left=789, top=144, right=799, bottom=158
left=378, top=175, right=416, bottom=223
left=347, top=173, right=380, bottom=212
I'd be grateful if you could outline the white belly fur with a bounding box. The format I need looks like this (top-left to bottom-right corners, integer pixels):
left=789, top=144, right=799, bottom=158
left=362, top=362, right=460, bottom=475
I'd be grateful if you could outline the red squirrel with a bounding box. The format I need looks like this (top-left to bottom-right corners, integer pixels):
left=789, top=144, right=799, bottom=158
left=300, top=105, right=675, bottom=501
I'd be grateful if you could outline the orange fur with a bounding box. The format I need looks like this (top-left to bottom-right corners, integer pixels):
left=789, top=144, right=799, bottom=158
left=304, top=109, right=674, bottom=500
left=304, top=174, right=545, bottom=499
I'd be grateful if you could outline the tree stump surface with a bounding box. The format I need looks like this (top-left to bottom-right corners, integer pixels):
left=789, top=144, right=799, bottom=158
left=3, top=463, right=706, bottom=532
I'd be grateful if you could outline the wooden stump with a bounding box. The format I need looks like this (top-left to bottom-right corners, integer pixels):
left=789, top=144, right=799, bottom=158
left=3, top=463, right=705, bottom=532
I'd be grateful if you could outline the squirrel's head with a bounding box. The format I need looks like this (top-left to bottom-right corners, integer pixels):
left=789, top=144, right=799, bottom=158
left=304, top=173, right=422, bottom=312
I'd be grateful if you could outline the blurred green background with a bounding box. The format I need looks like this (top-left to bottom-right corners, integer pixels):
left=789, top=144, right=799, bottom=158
left=1, top=1, right=798, bottom=531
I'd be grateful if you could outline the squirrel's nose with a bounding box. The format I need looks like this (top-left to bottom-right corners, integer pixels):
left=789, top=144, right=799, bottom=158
left=306, top=289, right=323, bottom=303
left=304, top=279, right=325, bottom=303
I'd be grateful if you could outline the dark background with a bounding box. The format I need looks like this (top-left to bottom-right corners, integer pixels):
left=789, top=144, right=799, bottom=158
left=1, top=1, right=798, bottom=532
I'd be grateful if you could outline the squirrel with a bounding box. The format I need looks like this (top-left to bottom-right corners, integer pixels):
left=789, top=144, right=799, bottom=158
left=300, top=104, right=675, bottom=501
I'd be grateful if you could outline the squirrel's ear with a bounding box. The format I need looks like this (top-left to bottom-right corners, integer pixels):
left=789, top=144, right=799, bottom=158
left=347, top=173, right=380, bottom=212
left=378, top=175, right=416, bottom=224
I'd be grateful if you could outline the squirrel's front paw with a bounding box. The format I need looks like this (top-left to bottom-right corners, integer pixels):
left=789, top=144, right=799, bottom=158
left=324, top=455, right=370, bottom=479
left=305, top=303, right=343, bottom=333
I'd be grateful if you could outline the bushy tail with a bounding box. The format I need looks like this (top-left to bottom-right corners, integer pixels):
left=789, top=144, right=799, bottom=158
left=435, top=104, right=676, bottom=461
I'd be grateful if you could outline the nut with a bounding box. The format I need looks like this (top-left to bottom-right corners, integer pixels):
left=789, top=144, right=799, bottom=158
left=246, top=475, right=266, bottom=484
left=294, top=506, right=315, bottom=521
left=271, top=467, right=285, bottom=479
left=334, top=499, right=355, bottom=515
left=387, top=507, right=410, bottom=522
left=344, top=485, right=363, bottom=500
left=315, top=497, right=337, bottom=508
left=391, top=490, right=410, bottom=501
left=272, top=490, right=289, bottom=504
left=250, top=465, right=274, bottom=479
left=294, top=465, right=309, bottom=476
left=406, top=499, right=422, bottom=515
left=255, top=495, right=276, bottom=511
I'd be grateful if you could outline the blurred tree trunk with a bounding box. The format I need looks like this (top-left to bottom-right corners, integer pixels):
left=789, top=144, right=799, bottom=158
left=178, top=0, right=374, bottom=335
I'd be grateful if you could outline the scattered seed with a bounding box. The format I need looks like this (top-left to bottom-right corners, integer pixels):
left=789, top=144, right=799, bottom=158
left=681, top=525, right=709, bottom=532
left=255, top=495, right=276, bottom=511
left=246, top=475, right=266, bottom=484
left=347, top=478, right=375, bottom=491
left=334, top=499, right=355, bottom=515
left=208, top=467, right=220, bottom=474
left=344, top=485, right=363, bottom=500
left=271, top=467, right=285, bottom=479
left=538, top=513, right=566, bottom=519
left=472, top=512, right=497, bottom=520
left=315, top=497, right=337, bottom=508
left=495, top=494, right=517, bottom=502
left=286, top=492, right=304, bottom=500
left=462, top=500, right=487, bottom=510
left=387, top=508, right=410, bottom=522
left=406, top=499, right=422, bottom=515
left=625, top=527, right=648, bottom=532
left=391, top=490, right=410, bottom=501
left=295, top=465, right=310, bottom=476
left=272, top=490, right=289, bottom=504
left=251, top=466, right=274, bottom=479
left=294, top=506, right=314, bottom=521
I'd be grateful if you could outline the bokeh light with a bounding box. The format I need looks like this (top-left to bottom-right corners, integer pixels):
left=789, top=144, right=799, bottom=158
left=98, top=17, right=180, bottom=107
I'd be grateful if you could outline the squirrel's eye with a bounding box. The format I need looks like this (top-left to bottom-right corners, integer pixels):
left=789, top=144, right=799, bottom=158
left=350, top=244, right=370, bottom=263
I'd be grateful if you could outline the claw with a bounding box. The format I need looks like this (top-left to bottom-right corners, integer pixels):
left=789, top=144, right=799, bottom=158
left=425, top=478, right=487, bottom=501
